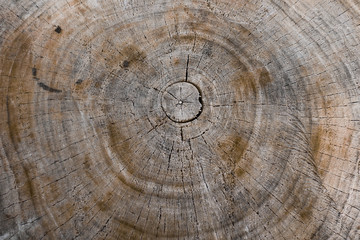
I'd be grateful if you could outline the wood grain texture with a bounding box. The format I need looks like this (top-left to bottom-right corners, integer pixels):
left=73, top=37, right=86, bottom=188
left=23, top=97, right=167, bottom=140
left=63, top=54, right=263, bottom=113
left=0, top=0, right=360, bottom=239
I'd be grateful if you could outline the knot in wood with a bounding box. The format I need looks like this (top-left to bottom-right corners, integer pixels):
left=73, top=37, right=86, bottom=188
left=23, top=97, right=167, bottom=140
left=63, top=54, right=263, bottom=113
left=161, top=82, right=202, bottom=123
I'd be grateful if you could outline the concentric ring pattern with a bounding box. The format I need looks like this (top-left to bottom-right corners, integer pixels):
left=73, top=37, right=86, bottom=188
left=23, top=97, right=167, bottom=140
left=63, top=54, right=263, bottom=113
left=1, top=0, right=360, bottom=239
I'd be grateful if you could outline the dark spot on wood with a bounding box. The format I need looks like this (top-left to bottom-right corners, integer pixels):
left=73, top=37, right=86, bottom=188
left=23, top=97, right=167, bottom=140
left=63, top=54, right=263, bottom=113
left=206, top=0, right=212, bottom=9
left=203, top=47, right=212, bottom=57
left=75, top=79, right=83, bottom=84
left=123, top=60, right=130, bottom=68
left=73, top=79, right=91, bottom=93
left=83, top=156, right=91, bottom=169
left=97, top=200, right=110, bottom=212
left=38, top=82, right=62, bottom=93
left=94, top=82, right=102, bottom=89
left=235, top=167, right=246, bottom=178
left=32, top=67, right=37, bottom=77
left=173, top=58, right=180, bottom=65
left=299, top=200, right=314, bottom=221
left=119, top=45, right=147, bottom=68
left=55, top=26, right=62, bottom=33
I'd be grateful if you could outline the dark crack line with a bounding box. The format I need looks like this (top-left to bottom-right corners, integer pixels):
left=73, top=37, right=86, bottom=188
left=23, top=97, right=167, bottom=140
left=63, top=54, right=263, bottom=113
left=183, top=92, right=194, bottom=100
left=185, top=54, right=190, bottom=82
left=167, top=141, right=174, bottom=173
left=38, top=82, right=62, bottom=93
left=167, top=91, right=179, bottom=101
left=181, top=127, right=184, bottom=142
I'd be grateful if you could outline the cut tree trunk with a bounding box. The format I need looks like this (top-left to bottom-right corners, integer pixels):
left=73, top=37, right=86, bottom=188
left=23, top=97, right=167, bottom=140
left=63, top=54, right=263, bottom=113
left=0, top=0, right=360, bottom=239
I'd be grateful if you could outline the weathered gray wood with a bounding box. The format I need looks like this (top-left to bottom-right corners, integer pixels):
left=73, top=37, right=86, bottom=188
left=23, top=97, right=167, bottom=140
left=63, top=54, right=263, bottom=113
left=161, top=82, right=203, bottom=123
left=0, top=0, right=360, bottom=239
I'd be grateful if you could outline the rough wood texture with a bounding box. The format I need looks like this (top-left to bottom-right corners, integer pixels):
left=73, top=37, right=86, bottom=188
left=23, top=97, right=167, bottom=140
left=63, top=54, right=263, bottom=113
left=162, top=82, right=203, bottom=123
left=0, top=0, right=360, bottom=239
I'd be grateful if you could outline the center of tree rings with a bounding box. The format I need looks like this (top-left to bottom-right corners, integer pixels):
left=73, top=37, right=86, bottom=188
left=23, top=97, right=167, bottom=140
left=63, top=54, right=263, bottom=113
left=161, top=82, right=203, bottom=123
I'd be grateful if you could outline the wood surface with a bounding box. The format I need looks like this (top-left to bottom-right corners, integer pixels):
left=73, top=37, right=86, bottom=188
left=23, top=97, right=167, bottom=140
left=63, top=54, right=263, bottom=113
left=0, top=0, right=360, bottom=239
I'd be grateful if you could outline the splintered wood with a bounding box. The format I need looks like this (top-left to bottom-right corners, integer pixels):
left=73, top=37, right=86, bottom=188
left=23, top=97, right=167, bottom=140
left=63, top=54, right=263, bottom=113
left=0, top=0, right=360, bottom=239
